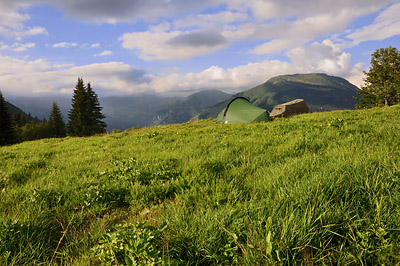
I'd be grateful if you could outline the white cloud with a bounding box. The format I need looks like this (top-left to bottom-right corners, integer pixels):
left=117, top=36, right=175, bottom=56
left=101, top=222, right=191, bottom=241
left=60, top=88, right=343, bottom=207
left=0, top=55, right=55, bottom=75
left=0, top=25, right=47, bottom=40
left=0, top=3, right=29, bottom=28
left=94, top=50, right=113, bottom=57
left=287, top=40, right=364, bottom=86
left=0, top=55, right=151, bottom=96
left=240, top=7, right=387, bottom=55
left=146, top=60, right=295, bottom=95
left=0, top=41, right=37, bottom=52
left=0, top=42, right=9, bottom=50
left=12, top=42, right=36, bottom=52
left=346, top=2, right=400, bottom=46
left=228, top=0, right=394, bottom=20
left=250, top=39, right=293, bottom=55
left=0, top=2, right=48, bottom=39
left=52, top=42, right=78, bottom=48
left=80, top=43, right=100, bottom=49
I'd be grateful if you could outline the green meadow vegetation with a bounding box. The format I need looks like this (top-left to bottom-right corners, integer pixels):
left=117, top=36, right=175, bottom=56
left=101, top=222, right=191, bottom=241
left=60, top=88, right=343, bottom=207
left=1, top=105, right=400, bottom=265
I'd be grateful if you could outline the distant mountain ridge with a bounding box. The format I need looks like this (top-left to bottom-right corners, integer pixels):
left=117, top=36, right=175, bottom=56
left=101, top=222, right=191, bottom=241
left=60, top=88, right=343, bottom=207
left=197, top=73, right=359, bottom=119
left=5, top=101, right=35, bottom=122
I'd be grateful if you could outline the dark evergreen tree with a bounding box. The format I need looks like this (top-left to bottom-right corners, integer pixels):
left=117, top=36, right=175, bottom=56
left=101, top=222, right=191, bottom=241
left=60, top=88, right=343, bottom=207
left=67, top=78, right=107, bottom=136
left=86, top=82, right=107, bottom=134
left=356, top=46, right=400, bottom=108
left=68, top=77, right=88, bottom=136
left=48, top=102, right=66, bottom=138
left=0, top=91, right=17, bottom=145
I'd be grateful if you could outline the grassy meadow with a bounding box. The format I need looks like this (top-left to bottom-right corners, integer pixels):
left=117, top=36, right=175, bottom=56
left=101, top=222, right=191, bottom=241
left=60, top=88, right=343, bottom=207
left=1, top=105, right=400, bottom=265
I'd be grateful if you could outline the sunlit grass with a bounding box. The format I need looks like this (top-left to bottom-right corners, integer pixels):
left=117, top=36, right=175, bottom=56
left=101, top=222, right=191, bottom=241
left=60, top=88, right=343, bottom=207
left=1, top=105, right=400, bottom=265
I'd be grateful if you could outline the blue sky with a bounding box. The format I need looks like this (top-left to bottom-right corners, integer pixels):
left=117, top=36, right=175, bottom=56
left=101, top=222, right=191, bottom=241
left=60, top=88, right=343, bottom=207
left=0, top=0, right=399, bottom=98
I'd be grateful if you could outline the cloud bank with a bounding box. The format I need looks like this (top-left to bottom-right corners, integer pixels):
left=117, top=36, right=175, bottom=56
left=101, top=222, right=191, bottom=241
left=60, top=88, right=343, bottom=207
left=0, top=39, right=363, bottom=97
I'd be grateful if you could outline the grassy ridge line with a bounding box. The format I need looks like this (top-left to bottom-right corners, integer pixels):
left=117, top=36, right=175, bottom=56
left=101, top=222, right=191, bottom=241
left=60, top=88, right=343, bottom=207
left=1, top=105, right=400, bottom=265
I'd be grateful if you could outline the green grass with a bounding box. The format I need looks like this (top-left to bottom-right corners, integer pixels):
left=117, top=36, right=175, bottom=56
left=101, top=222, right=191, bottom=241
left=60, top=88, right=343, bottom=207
left=1, top=105, right=400, bottom=265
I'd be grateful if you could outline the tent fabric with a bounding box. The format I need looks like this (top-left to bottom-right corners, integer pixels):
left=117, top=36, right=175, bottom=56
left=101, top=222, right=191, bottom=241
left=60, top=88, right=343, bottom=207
left=216, top=97, right=271, bottom=124
left=270, top=99, right=311, bottom=118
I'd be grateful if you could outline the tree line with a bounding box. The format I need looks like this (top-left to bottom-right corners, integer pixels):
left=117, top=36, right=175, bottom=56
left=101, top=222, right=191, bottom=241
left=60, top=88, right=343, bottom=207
left=1, top=78, right=106, bottom=146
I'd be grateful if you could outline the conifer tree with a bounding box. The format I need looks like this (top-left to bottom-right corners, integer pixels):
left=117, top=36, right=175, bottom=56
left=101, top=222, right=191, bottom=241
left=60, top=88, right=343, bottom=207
left=67, top=78, right=107, bottom=136
left=68, top=77, right=88, bottom=136
left=49, top=102, right=66, bottom=138
left=0, top=91, right=17, bottom=145
left=86, top=82, right=107, bottom=134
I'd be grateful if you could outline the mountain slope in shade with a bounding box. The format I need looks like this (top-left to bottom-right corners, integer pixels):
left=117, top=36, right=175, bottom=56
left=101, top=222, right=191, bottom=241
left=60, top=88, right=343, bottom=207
left=5, top=101, right=35, bottom=122
left=10, top=97, right=70, bottom=121
left=152, top=90, right=232, bottom=125
left=102, top=95, right=179, bottom=130
left=197, top=73, right=359, bottom=119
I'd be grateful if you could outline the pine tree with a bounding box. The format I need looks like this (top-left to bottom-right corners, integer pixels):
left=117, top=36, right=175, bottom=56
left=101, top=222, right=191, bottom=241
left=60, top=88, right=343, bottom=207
left=68, top=78, right=88, bottom=136
left=67, top=78, right=107, bottom=136
left=356, top=46, right=400, bottom=108
left=0, top=91, right=17, bottom=145
left=49, top=102, right=66, bottom=138
left=86, top=82, right=107, bottom=134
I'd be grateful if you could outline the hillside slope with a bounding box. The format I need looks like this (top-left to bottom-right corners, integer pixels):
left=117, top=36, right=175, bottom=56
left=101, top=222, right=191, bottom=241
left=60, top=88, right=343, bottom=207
left=1, top=106, right=399, bottom=265
left=5, top=101, right=35, bottom=122
left=198, top=73, right=359, bottom=119
left=101, top=95, right=179, bottom=130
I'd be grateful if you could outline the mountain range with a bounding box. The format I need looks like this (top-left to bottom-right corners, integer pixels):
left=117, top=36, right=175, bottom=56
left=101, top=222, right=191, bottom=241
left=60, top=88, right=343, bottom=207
left=7, top=73, right=359, bottom=130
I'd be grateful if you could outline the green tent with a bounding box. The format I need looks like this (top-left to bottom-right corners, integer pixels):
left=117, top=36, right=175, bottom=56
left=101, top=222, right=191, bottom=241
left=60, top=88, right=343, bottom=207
left=216, top=97, right=271, bottom=124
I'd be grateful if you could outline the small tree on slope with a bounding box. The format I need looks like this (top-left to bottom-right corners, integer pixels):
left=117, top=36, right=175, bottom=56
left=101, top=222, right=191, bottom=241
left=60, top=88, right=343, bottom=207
left=67, top=78, right=107, bottom=136
left=48, top=102, right=66, bottom=138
